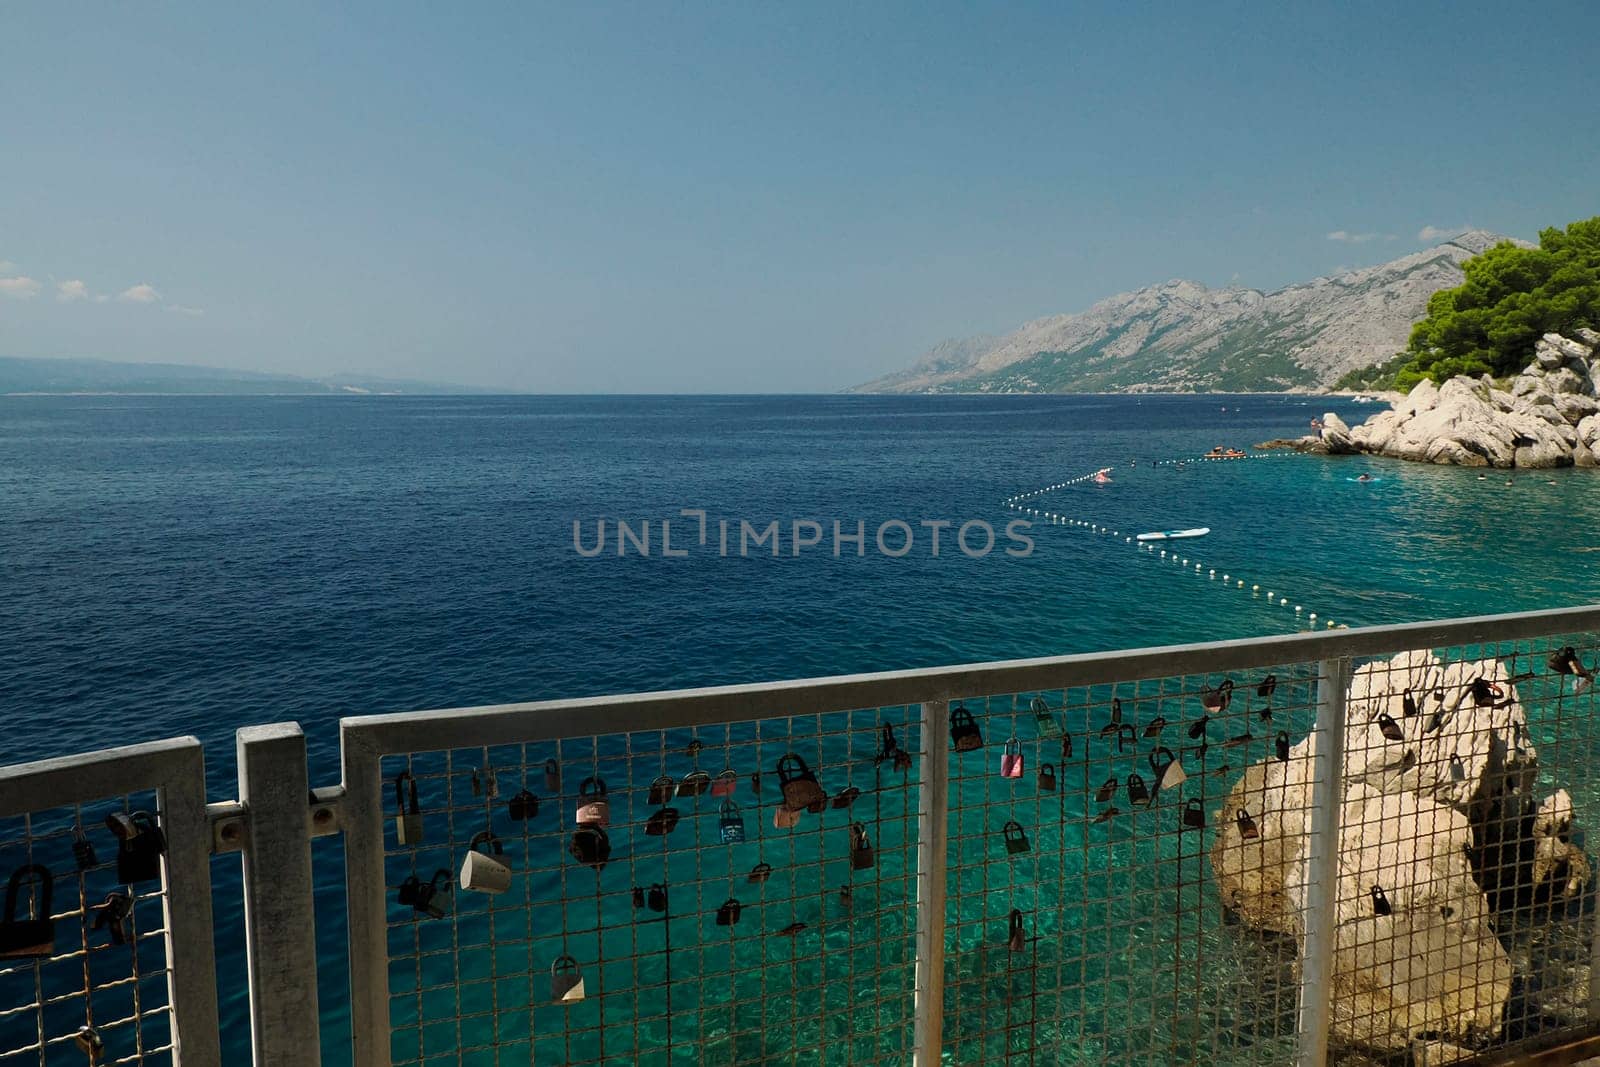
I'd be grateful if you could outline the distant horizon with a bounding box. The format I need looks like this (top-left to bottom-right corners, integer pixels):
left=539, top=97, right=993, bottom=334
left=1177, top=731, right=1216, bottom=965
left=4, top=4, right=1597, bottom=392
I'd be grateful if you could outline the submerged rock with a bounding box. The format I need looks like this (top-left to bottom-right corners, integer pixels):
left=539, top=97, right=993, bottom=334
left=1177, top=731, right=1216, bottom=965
left=1210, top=651, right=1589, bottom=1054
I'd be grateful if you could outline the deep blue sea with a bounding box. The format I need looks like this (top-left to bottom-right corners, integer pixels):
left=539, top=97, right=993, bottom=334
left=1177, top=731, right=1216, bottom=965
left=6, top=393, right=1600, bottom=1063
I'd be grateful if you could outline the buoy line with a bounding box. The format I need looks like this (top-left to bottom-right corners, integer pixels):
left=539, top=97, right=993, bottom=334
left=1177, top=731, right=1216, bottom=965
left=1001, top=450, right=1347, bottom=632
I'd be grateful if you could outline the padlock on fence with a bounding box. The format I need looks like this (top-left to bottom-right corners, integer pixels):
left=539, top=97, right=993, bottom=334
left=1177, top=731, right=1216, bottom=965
left=106, top=811, right=166, bottom=885
left=747, top=862, right=773, bottom=885
left=75, top=1025, right=104, bottom=1059
left=679, top=769, right=712, bottom=798
left=1037, top=762, right=1056, bottom=792
left=1235, top=807, right=1260, bottom=841
left=459, top=831, right=511, bottom=894
left=1007, top=908, right=1025, bottom=953
left=776, top=753, right=825, bottom=811
left=1000, top=738, right=1024, bottom=779
left=72, top=829, right=97, bottom=871
left=1095, top=777, right=1118, bottom=803
left=1031, top=696, right=1061, bottom=739
left=1376, top=711, right=1404, bottom=742
left=1117, top=724, right=1136, bottom=754
left=575, top=777, right=609, bottom=827
left=1182, top=799, right=1205, bottom=830
left=1370, top=884, right=1392, bottom=916
left=1149, top=747, right=1185, bottom=793
left=392, top=772, right=423, bottom=845
left=647, top=883, right=668, bottom=912
left=1201, top=678, right=1234, bottom=713
left=551, top=955, right=585, bottom=1003
left=848, top=823, right=874, bottom=871
left=507, top=789, right=539, bottom=821
left=646, top=807, right=680, bottom=836
left=831, top=786, right=861, bottom=810
left=569, top=825, right=610, bottom=870
left=648, top=775, right=676, bottom=805
left=1126, top=772, right=1150, bottom=807
left=1275, top=731, right=1290, bottom=762
left=1002, top=820, right=1030, bottom=855
left=773, top=805, right=800, bottom=829
left=0, top=865, right=54, bottom=959
left=715, top=897, right=742, bottom=927
left=92, top=890, right=131, bottom=946
left=949, top=705, right=983, bottom=752
left=718, top=800, right=746, bottom=844
left=710, top=770, right=738, bottom=798
left=543, top=759, right=561, bottom=794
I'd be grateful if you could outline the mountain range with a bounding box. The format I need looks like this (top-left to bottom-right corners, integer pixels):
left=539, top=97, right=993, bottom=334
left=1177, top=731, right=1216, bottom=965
left=0, top=356, right=485, bottom=395
left=854, top=230, right=1520, bottom=394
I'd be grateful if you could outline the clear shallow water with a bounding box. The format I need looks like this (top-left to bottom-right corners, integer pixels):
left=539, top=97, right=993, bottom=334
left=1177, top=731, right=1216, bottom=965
left=5, top=393, right=1600, bottom=1063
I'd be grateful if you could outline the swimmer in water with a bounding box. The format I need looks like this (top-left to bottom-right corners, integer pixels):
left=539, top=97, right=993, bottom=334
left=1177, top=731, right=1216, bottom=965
left=1357, top=474, right=1373, bottom=483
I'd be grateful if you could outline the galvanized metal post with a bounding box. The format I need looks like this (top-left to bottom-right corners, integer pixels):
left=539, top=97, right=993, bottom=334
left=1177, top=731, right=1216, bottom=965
left=341, top=729, right=391, bottom=1067
left=238, top=724, right=322, bottom=1065
left=159, top=740, right=225, bottom=1067
left=913, top=698, right=950, bottom=1065
left=1295, top=657, right=1350, bottom=1067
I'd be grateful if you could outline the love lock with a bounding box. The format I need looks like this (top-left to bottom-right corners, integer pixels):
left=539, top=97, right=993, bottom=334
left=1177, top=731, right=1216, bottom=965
left=718, top=800, right=746, bottom=844
left=392, top=773, right=423, bottom=846
left=1031, top=696, right=1061, bottom=739
left=1235, top=808, right=1260, bottom=841
left=1182, top=799, right=1206, bottom=830
left=1000, top=738, right=1024, bottom=779
left=1007, top=908, right=1025, bottom=953
left=646, top=775, right=676, bottom=805
left=568, top=825, right=610, bottom=870
left=1149, top=747, right=1186, bottom=793
left=849, top=823, right=874, bottom=871
left=715, top=897, right=742, bottom=927
left=831, top=786, right=861, bottom=810
left=106, top=811, right=166, bottom=885
left=645, top=807, right=680, bottom=836
left=1126, top=772, right=1150, bottom=807
left=678, top=770, right=711, bottom=798
left=72, top=829, right=97, bottom=871
left=710, top=769, right=738, bottom=798
left=459, top=831, right=511, bottom=894
left=772, top=805, right=799, bottom=830
left=776, top=754, right=825, bottom=811
left=647, top=883, right=668, bottom=913
left=747, top=862, right=773, bottom=885
left=92, top=891, right=132, bottom=946
left=575, top=777, right=609, bottom=827
left=0, top=865, right=54, bottom=959
left=470, top=767, right=497, bottom=798
left=550, top=955, right=585, bottom=1003
left=1037, top=762, right=1056, bottom=792
left=1370, top=884, right=1392, bottom=917
left=948, top=705, right=983, bottom=752
left=507, top=789, right=539, bottom=821
left=1002, top=820, right=1030, bottom=855
left=543, top=759, right=561, bottom=794
left=75, top=1024, right=104, bottom=1059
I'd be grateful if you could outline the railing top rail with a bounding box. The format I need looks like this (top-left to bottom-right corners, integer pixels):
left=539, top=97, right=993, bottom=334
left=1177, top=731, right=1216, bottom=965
left=0, top=735, right=204, bottom=817
left=339, top=603, right=1600, bottom=757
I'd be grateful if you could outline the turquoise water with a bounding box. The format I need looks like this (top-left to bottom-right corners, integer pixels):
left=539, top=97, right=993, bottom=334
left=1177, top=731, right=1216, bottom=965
left=4, top=393, right=1600, bottom=1063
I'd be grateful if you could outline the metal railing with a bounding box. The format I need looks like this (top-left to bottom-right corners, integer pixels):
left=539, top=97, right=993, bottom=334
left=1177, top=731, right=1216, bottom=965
left=5, top=605, right=1600, bottom=1065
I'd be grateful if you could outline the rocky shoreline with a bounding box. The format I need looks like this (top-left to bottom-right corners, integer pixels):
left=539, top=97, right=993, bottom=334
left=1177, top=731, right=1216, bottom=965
left=1288, top=330, right=1600, bottom=468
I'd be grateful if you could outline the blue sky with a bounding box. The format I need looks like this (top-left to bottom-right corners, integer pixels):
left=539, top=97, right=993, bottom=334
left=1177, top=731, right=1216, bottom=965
left=2, top=3, right=1597, bottom=392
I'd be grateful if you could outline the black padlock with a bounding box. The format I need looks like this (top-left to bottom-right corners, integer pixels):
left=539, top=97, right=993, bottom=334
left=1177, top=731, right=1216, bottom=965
left=1142, top=716, right=1167, bottom=739
left=1110, top=697, right=1123, bottom=724
left=1117, top=724, right=1136, bottom=754
left=107, top=811, right=165, bottom=885
left=849, top=823, right=874, bottom=870
left=1061, top=733, right=1073, bottom=760
left=569, top=825, right=610, bottom=870
left=543, top=759, right=560, bottom=794
left=1201, top=678, right=1233, bottom=713
left=414, top=869, right=451, bottom=919
left=1256, top=674, right=1277, bottom=700
left=392, top=772, right=422, bottom=846
left=1126, top=772, right=1150, bottom=807
left=1182, top=799, right=1205, bottom=829
left=92, top=890, right=132, bottom=946
left=1007, top=908, right=1025, bottom=953
left=715, top=898, right=742, bottom=927
left=1188, top=715, right=1210, bottom=741
left=949, top=705, right=983, bottom=752
left=631, top=886, right=645, bottom=909
left=507, top=789, right=539, bottom=821
left=749, top=771, right=762, bottom=795
left=73, top=830, right=97, bottom=871
left=831, top=786, right=861, bottom=810
left=1370, top=884, right=1392, bottom=916
left=396, top=875, right=422, bottom=908
left=678, top=770, right=711, bottom=798
left=648, top=775, right=675, bottom=805
left=748, top=862, right=773, bottom=885
left=1095, top=777, right=1118, bottom=803
left=1275, top=731, right=1290, bottom=761
left=1037, top=762, right=1056, bottom=792
left=645, top=807, right=680, bottom=836
left=1375, top=712, right=1404, bottom=742
left=1002, top=820, right=1030, bottom=855
left=0, top=865, right=54, bottom=959
left=647, top=883, right=668, bottom=913
left=1402, top=690, right=1418, bottom=717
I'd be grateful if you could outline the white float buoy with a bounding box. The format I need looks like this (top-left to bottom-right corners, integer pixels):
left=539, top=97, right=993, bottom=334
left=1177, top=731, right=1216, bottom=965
left=1252, top=585, right=1259, bottom=592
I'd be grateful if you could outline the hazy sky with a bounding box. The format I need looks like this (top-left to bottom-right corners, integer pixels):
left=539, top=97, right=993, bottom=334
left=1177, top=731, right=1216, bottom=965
left=2, top=3, right=1597, bottom=392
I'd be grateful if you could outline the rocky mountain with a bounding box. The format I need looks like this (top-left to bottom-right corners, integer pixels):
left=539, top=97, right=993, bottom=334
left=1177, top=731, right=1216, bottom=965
left=856, top=230, right=1521, bottom=394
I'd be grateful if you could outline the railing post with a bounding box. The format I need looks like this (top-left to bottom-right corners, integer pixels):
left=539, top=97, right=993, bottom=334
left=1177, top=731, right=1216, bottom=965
left=237, top=724, right=322, bottom=1066
left=342, top=729, right=391, bottom=1067
left=159, top=740, right=225, bottom=1067
left=913, top=698, right=950, bottom=1065
left=1295, top=657, right=1350, bottom=1067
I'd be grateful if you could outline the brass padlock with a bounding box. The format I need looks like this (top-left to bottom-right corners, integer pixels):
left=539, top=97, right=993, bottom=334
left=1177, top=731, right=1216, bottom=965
left=0, top=865, right=54, bottom=959
left=776, top=754, right=825, bottom=811
left=393, top=772, right=423, bottom=846
left=75, top=1025, right=104, bottom=1060
left=575, top=777, right=609, bottom=827
left=949, top=705, right=983, bottom=752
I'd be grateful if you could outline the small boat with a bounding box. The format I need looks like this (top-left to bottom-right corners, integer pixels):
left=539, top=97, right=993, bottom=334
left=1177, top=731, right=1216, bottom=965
left=1135, top=528, right=1210, bottom=542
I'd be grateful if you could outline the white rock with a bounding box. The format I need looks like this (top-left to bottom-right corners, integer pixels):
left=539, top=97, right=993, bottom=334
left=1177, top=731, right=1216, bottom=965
left=1546, top=331, right=1594, bottom=361
left=1395, top=377, right=1439, bottom=417
left=1320, top=411, right=1356, bottom=453
left=1577, top=327, right=1600, bottom=347
left=1512, top=372, right=1552, bottom=399
left=1577, top=414, right=1600, bottom=452
left=1547, top=366, right=1589, bottom=395
left=1534, top=339, right=1566, bottom=370
left=1555, top=392, right=1600, bottom=425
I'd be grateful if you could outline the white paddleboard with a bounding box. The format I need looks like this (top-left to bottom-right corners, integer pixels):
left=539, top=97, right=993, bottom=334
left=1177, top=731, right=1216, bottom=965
left=1135, top=527, right=1210, bottom=542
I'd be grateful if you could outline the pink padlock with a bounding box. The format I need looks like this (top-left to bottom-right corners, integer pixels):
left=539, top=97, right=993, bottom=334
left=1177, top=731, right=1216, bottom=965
left=709, top=769, right=737, bottom=798
left=1000, top=738, right=1024, bottom=779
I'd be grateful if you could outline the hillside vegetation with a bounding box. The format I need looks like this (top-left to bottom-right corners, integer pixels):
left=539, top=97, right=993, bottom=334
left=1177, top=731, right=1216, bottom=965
left=1394, top=217, right=1600, bottom=390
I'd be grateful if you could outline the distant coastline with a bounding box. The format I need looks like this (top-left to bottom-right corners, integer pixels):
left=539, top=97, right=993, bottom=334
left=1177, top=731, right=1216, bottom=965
left=0, top=355, right=490, bottom=397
